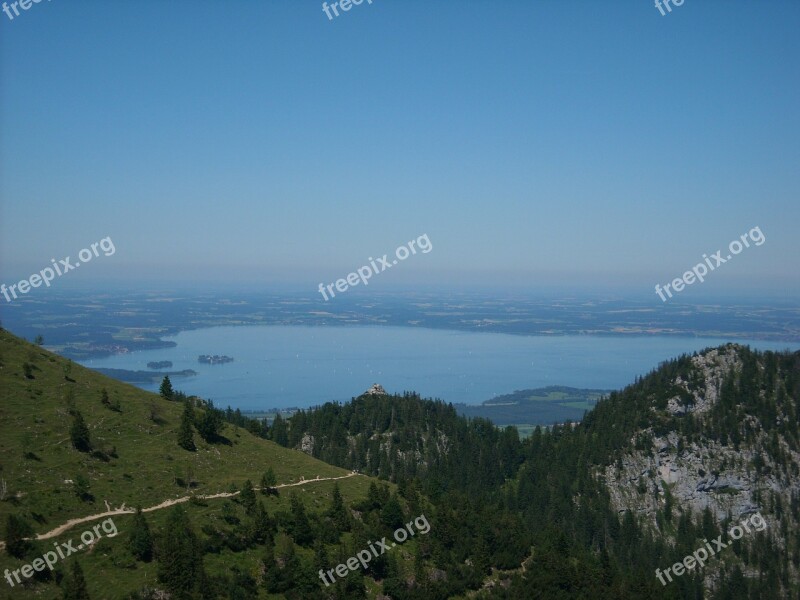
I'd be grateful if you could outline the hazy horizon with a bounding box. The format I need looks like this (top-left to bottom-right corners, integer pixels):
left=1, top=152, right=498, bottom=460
left=2, top=1, right=799, bottom=300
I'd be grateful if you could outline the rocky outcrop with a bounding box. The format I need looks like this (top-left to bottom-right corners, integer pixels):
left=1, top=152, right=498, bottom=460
left=602, top=433, right=770, bottom=523
left=595, top=344, right=800, bottom=591
left=599, top=344, right=793, bottom=539
left=363, top=383, right=388, bottom=396
left=664, top=346, right=740, bottom=416
left=300, top=433, right=315, bottom=455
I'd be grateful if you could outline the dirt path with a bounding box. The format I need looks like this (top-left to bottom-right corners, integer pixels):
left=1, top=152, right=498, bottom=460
left=1, top=472, right=361, bottom=548
left=465, top=550, right=533, bottom=597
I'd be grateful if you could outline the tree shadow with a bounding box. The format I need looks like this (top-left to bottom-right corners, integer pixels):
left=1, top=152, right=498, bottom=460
left=30, top=512, right=48, bottom=524
left=206, top=433, right=232, bottom=446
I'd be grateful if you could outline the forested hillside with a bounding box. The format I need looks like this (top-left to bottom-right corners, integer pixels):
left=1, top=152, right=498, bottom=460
left=280, top=345, right=800, bottom=599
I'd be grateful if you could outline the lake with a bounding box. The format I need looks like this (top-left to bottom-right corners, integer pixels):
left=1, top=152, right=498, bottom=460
left=78, top=326, right=800, bottom=409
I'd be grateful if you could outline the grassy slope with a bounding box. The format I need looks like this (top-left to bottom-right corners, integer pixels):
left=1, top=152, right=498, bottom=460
left=0, top=329, right=379, bottom=598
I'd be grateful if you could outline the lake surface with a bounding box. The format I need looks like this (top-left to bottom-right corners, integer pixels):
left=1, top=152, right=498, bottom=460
left=78, top=326, right=800, bottom=409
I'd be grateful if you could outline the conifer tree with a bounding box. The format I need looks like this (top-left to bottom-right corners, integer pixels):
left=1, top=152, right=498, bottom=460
left=61, top=561, right=90, bottom=600
left=271, top=414, right=288, bottom=447
left=4, top=514, right=33, bottom=558
left=249, top=501, right=273, bottom=545
left=156, top=506, right=204, bottom=597
left=159, top=376, right=174, bottom=401
left=260, top=467, right=277, bottom=495
left=195, top=401, right=223, bottom=442
left=380, top=492, right=404, bottom=531
left=313, top=539, right=328, bottom=572
left=326, top=483, right=350, bottom=532
left=73, top=474, right=92, bottom=502
left=262, top=543, right=280, bottom=593
left=177, top=400, right=196, bottom=451
left=289, top=493, right=314, bottom=546
left=70, top=411, right=91, bottom=452
left=240, top=479, right=256, bottom=515
left=129, top=506, right=153, bottom=562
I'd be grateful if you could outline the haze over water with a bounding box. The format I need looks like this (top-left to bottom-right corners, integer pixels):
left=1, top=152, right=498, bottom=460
left=79, top=325, right=800, bottom=410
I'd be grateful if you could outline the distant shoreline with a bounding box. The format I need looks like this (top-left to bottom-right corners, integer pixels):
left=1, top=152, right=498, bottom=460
left=60, top=321, right=800, bottom=361
left=92, top=368, right=197, bottom=383
left=6, top=292, right=798, bottom=360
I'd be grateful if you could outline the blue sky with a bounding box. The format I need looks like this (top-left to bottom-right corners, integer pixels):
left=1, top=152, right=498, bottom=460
left=1, top=0, right=798, bottom=298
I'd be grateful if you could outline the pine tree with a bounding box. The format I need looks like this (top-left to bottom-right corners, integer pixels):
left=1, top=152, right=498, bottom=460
left=326, top=483, right=350, bottom=532
left=156, top=506, right=204, bottom=597
left=159, top=376, right=174, bottom=401
left=260, top=467, right=277, bottom=495
left=365, top=482, right=386, bottom=510
left=262, top=543, right=280, bottom=593
left=313, top=539, right=329, bottom=572
left=70, top=411, right=91, bottom=452
left=289, top=493, right=314, bottom=546
left=275, top=533, right=302, bottom=592
left=74, top=474, right=92, bottom=501
left=472, top=534, right=491, bottom=575
left=4, top=514, right=33, bottom=558
left=240, top=479, right=257, bottom=515
left=249, top=501, right=273, bottom=545
left=129, top=506, right=153, bottom=562
left=61, top=561, right=90, bottom=600
left=195, top=402, right=223, bottom=443
left=271, top=414, right=288, bottom=447
left=246, top=418, right=262, bottom=437
left=261, top=532, right=306, bottom=593
left=381, top=493, right=405, bottom=531
left=177, top=401, right=196, bottom=451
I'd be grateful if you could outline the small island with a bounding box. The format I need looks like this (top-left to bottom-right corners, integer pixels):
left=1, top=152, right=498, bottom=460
left=147, top=360, right=173, bottom=369
left=198, top=354, right=234, bottom=365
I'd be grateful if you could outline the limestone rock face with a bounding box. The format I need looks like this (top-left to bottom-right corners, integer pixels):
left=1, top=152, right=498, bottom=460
left=596, top=345, right=800, bottom=584
left=600, top=346, right=776, bottom=525
left=300, top=433, right=315, bottom=455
